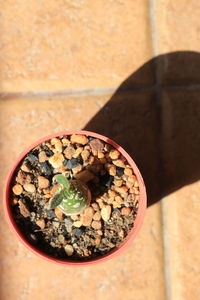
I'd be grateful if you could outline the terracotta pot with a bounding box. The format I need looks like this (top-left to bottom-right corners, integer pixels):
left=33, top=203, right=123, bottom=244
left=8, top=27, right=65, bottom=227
left=4, top=130, right=147, bottom=266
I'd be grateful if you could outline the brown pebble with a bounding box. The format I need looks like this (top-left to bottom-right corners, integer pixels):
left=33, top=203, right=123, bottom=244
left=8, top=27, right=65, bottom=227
left=91, top=220, right=102, bottom=230
left=12, top=198, right=19, bottom=205
left=49, top=153, right=64, bottom=168
left=38, top=151, right=48, bottom=162
left=38, top=176, right=50, bottom=189
left=81, top=149, right=90, bottom=161
left=95, top=235, right=101, bottom=246
left=64, top=145, right=76, bottom=159
left=113, top=159, right=126, bottom=168
left=109, top=149, right=120, bottom=160
left=12, top=184, right=23, bottom=195
left=71, top=215, right=78, bottom=221
left=51, top=138, right=63, bottom=152
left=62, top=138, right=71, bottom=146
left=81, top=206, right=94, bottom=226
left=93, top=211, right=101, bottom=221
left=127, top=175, right=136, bottom=184
left=97, top=152, right=104, bottom=159
left=23, top=184, right=36, bottom=193
left=71, top=134, right=89, bottom=145
left=115, top=186, right=128, bottom=194
left=115, top=195, right=124, bottom=205
left=50, top=184, right=59, bottom=196
left=18, top=199, right=30, bottom=217
left=54, top=207, right=63, bottom=220
left=91, top=203, right=100, bottom=211
left=97, top=230, right=103, bottom=236
left=75, top=170, right=94, bottom=183
left=21, top=164, right=31, bottom=172
left=121, top=207, right=132, bottom=215
left=73, top=147, right=83, bottom=158
left=88, top=156, right=95, bottom=165
left=108, top=165, right=116, bottom=176
left=118, top=229, right=124, bottom=239
left=101, top=205, right=111, bottom=222
left=114, top=179, right=123, bottom=187
left=73, top=220, right=83, bottom=228
left=36, top=219, right=45, bottom=229
left=124, top=167, right=133, bottom=176
left=89, top=138, right=104, bottom=151
left=64, top=244, right=74, bottom=256
left=72, top=164, right=83, bottom=175
left=16, top=170, right=32, bottom=185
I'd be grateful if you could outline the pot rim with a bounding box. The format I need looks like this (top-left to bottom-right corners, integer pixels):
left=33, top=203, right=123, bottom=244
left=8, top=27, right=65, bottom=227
left=3, top=130, right=147, bottom=266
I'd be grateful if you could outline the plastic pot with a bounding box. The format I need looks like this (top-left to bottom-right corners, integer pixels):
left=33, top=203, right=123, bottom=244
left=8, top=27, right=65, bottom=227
left=4, top=130, right=147, bottom=266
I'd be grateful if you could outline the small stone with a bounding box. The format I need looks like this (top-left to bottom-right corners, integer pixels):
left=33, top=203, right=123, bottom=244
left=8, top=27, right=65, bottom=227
left=115, top=195, right=124, bottom=205
left=133, top=187, right=139, bottom=194
left=23, top=184, right=36, bottom=193
left=109, top=149, right=120, bottom=160
left=50, top=184, right=59, bottom=196
left=73, top=220, right=83, bottom=228
left=21, top=164, right=31, bottom=172
left=89, top=138, right=104, bottom=151
left=93, top=211, right=101, bottom=221
left=62, top=138, right=71, bottom=146
left=114, top=179, right=123, bottom=187
left=134, top=180, right=139, bottom=188
left=71, top=215, right=78, bottom=221
left=124, top=167, right=133, bottom=176
left=38, top=176, right=50, bottom=189
left=121, top=207, right=132, bottom=215
left=71, top=134, right=89, bottom=145
left=39, top=161, right=53, bottom=176
left=64, top=145, right=76, bottom=159
left=116, top=167, right=124, bottom=177
left=75, top=170, right=94, bottom=183
left=113, top=201, right=121, bottom=208
left=49, top=153, right=64, bottom=168
left=38, top=151, right=48, bottom=162
left=108, top=190, right=116, bottom=198
left=73, top=147, right=83, bottom=158
left=12, top=184, right=23, bottom=195
left=101, top=205, right=111, bottom=222
left=97, top=230, right=103, bottom=236
left=16, top=170, right=32, bottom=185
left=18, top=199, right=30, bottom=217
left=64, top=244, right=74, bottom=256
left=72, top=164, right=83, bottom=175
left=108, top=165, right=116, bottom=176
left=81, top=149, right=90, bottom=161
left=51, top=138, right=63, bottom=152
left=58, top=234, right=65, bottom=243
left=113, top=159, right=126, bottom=168
left=118, top=229, right=124, bottom=239
left=12, top=197, right=19, bottom=205
left=91, top=203, right=100, bottom=211
left=91, top=220, right=102, bottom=230
left=126, top=181, right=134, bottom=188
left=36, top=219, right=45, bottom=229
left=27, top=154, right=38, bottom=162
left=127, top=175, right=136, bottom=184
left=97, top=152, right=104, bottom=159
left=54, top=207, right=63, bottom=220
left=65, top=158, right=81, bottom=169
left=115, top=186, right=128, bottom=194
left=81, top=206, right=94, bottom=226
left=88, top=156, right=95, bottom=164
left=104, top=143, right=112, bottom=152
left=72, top=227, right=85, bottom=238
left=95, top=235, right=101, bottom=246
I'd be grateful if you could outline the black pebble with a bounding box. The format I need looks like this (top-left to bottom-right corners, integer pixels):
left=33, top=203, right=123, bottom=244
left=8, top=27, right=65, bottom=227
left=72, top=227, right=85, bottom=238
left=116, top=167, right=124, bottom=177
left=45, top=149, right=54, bottom=157
left=100, top=173, right=114, bottom=189
left=27, top=154, right=38, bottom=162
left=47, top=209, right=56, bottom=218
left=39, top=161, right=53, bottom=176
left=66, top=158, right=81, bottom=169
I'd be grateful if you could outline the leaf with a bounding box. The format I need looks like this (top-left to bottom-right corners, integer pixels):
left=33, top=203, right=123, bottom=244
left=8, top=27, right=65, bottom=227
left=54, top=174, right=70, bottom=188
left=50, top=192, right=63, bottom=209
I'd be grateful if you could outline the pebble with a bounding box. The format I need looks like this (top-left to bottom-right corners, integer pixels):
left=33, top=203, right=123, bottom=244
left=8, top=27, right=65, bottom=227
left=39, top=162, right=53, bottom=176
left=71, top=134, right=89, bottom=145
left=108, top=165, right=116, bottom=176
left=81, top=149, right=90, bottom=161
left=91, top=203, right=100, bottom=211
left=72, top=227, right=85, bottom=238
left=23, top=183, right=36, bottom=193
left=113, top=159, right=126, bottom=168
left=116, top=167, right=124, bottom=177
left=81, top=206, right=94, bottom=226
left=65, top=158, right=81, bottom=169
left=12, top=184, right=23, bottom=195
left=95, top=235, right=101, bottom=246
left=64, top=244, right=74, bottom=256
left=64, top=145, right=76, bottom=159
left=72, top=164, right=83, bottom=175
left=62, top=138, right=71, bottom=146
left=16, top=171, right=32, bottom=185
left=89, top=138, right=104, bottom=151
left=51, top=138, right=63, bottom=152
left=21, top=164, right=31, bottom=172
left=97, top=152, right=104, bottom=159
left=93, top=211, right=101, bottom=221
left=121, top=207, right=132, bottom=215
left=38, top=176, right=50, bottom=189
left=12, top=197, right=19, bottom=205
left=54, top=207, right=63, bottom=220
left=91, top=220, right=102, bottom=230
left=27, top=154, right=38, bottom=162
left=127, top=175, right=136, bottom=184
left=114, top=179, right=123, bottom=187
left=97, top=230, right=103, bottom=236
left=118, top=229, right=124, bottom=239
left=38, top=151, right=48, bottom=162
left=58, top=234, right=65, bottom=243
left=36, top=219, right=45, bottom=229
left=101, top=205, right=111, bottom=222
left=49, top=153, right=64, bottom=168
left=109, top=149, right=120, bottom=160
left=71, top=215, right=78, bottom=221
left=18, top=199, right=30, bottom=217
left=75, top=170, right=94, bottom=183
left=124, top=167, right=133, bottom=176
left=73, top=147, right=83, bottom=158
left=73, top=220, right=83, bottom=228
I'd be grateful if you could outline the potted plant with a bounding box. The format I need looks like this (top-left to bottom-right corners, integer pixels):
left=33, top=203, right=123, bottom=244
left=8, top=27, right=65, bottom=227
left=4, top=130, right=146, bottom=265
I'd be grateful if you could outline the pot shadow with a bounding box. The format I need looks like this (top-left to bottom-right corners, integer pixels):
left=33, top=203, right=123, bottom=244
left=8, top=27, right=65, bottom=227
left=84, top=51, right=200, bottom=206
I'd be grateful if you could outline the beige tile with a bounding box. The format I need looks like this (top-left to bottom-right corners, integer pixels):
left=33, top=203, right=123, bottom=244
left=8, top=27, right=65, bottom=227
left=0, top=95, right=166, bottom=300
left=156, top=1, right=200, bottom=84
left=0, top=0, right=153, bottom=92
left=162, top=180, right=200, bottom=300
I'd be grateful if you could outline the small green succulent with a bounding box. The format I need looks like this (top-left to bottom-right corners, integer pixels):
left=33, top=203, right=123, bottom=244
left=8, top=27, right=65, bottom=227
left=50, top=174, right=91, bottom=215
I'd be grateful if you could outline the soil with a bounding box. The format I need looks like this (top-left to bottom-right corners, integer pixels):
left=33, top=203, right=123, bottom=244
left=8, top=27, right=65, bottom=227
left=11, top=134, right=139, bottom=261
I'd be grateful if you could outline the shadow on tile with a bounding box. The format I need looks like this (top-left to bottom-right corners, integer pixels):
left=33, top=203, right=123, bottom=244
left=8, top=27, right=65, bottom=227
left=84, top=51, right=200, bottom=206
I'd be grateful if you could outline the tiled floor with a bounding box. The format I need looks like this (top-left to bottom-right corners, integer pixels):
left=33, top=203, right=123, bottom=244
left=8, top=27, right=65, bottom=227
left=0, top=1, right=200, bottom=300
